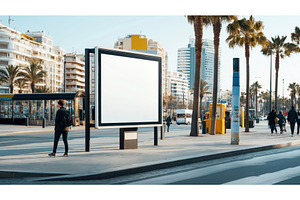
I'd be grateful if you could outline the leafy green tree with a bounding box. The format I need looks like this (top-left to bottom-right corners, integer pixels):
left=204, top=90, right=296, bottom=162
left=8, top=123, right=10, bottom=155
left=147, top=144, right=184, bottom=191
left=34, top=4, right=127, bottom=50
left=226, top=16, right=267, bottom=132
left=187, top=16, right=204, bottom=136
left=19, top=61, right=47, bottom=93
left=0, top=65, right=22, bottom=93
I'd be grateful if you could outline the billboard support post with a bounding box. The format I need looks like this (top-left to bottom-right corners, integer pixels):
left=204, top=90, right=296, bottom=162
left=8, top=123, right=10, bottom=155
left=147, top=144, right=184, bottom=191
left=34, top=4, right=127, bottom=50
left=154, top=127, right=158, bottom=145
left=85, top=48, right=94, bottom=152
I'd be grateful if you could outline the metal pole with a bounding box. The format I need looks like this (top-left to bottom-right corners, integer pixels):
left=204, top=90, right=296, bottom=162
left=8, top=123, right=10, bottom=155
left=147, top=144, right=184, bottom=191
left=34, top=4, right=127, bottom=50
left=231, top=58, right=240, bottom=145
left=64, top=55, right=66, bottom=93
left=154, top=127, right=158, bottom=146
left=270, top=54, right=272, bottom=113
left=85, top=48, right=92, bottom=152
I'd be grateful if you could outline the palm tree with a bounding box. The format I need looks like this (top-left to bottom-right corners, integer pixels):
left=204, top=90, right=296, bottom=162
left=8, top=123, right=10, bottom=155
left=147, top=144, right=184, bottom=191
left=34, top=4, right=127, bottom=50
left=199, top=79, right=211, bottom=119
left=226, top=15, right=267, bottom=132
left=203, top=16, right=237, bottom=135
left=187, top=16, right=204, bottom=136
left=19, top=61, right=47, bottom=93
left=35, top=86, right=50, bottom=93
left=0, top=65, right=22, bottom=93
left=15, top=78, right=28, bottom=94
left=240, top=92, right=246, bottom=107
left=262, top=36, right=297, bottom=111
left=291, top=26, right=300, bottom=46
left=251, top=81, right=262, bottom=119
left=288, top=82, right=299, bottom=107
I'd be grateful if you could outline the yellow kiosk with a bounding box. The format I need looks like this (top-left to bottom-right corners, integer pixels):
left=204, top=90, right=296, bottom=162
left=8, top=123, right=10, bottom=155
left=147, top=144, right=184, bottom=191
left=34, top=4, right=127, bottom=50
left=204, top=103, right=226, bottom=134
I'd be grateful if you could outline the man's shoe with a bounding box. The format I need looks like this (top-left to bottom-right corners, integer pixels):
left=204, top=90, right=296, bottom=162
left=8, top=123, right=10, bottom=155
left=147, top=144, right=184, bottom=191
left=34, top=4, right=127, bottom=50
left=48, top=153, right=56, bottom=157
left=63, top=153, right=69, bottom=157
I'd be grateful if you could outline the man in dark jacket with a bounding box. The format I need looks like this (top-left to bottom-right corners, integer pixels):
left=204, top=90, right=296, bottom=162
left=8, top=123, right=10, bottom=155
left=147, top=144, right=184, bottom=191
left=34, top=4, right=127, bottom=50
left=288, top=106, right=298, bottom=137
left=297, top=110, right=300, bottom=135
left=268, top=109, right=277, bottom=135
left=48, top=100, right=70, bottom=157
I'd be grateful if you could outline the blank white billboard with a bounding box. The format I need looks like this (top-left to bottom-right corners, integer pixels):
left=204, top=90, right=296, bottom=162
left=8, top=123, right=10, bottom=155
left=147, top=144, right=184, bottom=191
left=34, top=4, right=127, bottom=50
left=97, top=48, right=162, bottom=127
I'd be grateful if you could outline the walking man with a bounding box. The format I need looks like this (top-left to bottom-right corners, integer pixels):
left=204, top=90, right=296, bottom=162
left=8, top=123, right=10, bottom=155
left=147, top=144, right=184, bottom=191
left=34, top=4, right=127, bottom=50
left=48, top=100, right=72, bottom=157
left=166, top=115, right=171, bottom=132
left=288, top=106, right=298, bottom=137
left=268, top=109, right=277, bottom=135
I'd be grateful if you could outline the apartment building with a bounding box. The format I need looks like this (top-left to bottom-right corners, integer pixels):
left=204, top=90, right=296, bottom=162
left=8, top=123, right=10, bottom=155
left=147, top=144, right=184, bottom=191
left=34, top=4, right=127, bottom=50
left=0, top=22, right=65, bottom=93
left=114, top=34, right=168, bottom=95
left=65, top=53, right=85, bottom=92
left=167, top=71, right=189, bottom=107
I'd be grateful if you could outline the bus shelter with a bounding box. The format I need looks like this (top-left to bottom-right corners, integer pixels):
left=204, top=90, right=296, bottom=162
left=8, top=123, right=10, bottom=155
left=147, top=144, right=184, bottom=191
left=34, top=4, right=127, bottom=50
left=0, top=91, right=85, bottom=126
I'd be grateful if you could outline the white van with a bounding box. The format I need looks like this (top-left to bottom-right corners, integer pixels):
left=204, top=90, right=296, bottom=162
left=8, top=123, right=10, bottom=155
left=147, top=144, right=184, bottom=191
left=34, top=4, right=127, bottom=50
left=176, top=109, right=192, bottom=125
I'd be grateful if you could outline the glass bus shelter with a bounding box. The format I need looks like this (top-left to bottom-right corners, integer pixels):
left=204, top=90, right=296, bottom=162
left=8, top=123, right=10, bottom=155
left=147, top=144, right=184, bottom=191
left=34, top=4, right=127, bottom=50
left=0, top=91, right=85, bottom=126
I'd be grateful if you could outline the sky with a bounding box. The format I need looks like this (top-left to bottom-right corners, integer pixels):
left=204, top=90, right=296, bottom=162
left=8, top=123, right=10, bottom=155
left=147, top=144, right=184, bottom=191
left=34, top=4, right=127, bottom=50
left=1, top=1, right=300, bottom=99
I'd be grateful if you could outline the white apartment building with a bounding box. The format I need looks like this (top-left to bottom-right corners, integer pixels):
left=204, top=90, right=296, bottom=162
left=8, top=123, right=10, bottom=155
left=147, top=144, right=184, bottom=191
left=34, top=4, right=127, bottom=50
left=0, top=22, right=65, bottom=93
left=114, top=34, right=168, bottom=95
left=167, top=71, right=189, bottom=108
left=65, top=53, right=85, bottom=92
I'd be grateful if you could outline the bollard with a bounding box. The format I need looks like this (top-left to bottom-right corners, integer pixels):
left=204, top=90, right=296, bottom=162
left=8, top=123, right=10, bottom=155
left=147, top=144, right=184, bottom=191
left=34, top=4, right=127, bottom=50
left=25, top=117, right=29, bottom=126
left=42, top=118, right=46, bottom=128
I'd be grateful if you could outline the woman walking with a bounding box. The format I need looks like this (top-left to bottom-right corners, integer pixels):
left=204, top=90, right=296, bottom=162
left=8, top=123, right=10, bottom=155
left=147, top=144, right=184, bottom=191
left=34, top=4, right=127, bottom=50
left=268, top=109, right=278, bottom=135
left=278, top=110, right=286, bottom=134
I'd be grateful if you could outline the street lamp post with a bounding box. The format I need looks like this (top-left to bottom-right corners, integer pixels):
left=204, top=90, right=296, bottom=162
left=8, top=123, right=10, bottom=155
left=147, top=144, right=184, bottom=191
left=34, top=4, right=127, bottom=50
left=270, top=53, right=272, bottom=113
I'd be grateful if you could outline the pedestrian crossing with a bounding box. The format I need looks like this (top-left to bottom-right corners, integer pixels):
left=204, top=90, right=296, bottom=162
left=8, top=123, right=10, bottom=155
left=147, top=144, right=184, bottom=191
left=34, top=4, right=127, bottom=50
left=127, top=148, right=300, bottom=185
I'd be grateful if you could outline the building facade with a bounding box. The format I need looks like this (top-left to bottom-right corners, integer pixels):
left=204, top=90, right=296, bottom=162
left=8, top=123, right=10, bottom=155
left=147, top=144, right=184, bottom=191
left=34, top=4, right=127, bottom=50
left=65, top=53, right=85, bottom=92
left=177, top=38, right=221, bottom=103
left=114, top=34, right=168, bottom=95
left=0, top=22, right=65, bottom=93
left=167, top=71, right=189, bottom=109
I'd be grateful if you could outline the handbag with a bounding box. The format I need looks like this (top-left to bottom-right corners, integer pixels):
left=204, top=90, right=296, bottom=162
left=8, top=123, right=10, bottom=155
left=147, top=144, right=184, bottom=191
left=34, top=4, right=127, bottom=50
left=275, top=117, right=279, bottom=124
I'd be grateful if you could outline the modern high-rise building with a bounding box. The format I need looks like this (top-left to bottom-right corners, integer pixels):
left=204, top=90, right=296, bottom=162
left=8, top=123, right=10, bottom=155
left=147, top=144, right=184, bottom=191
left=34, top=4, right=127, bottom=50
left=0, top=22, right=65, bottom=93
left=177, top=38, right=221, bottom=101
left=114, top=34, right=168, bottom=95
left=65, top=53, right=85, bottom=92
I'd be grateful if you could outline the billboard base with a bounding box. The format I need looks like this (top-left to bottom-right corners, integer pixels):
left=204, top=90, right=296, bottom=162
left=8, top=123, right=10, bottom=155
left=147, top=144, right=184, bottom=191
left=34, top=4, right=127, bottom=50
left=119, top=128, right=138, bottom=149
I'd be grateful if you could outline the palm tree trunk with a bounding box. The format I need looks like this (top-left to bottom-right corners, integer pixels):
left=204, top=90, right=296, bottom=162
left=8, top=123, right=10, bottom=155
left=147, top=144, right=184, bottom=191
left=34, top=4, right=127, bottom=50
left=190, top=16, right=203, bottom=136
left=245, top=43, right=250, bottom=132
left=210, top=18, right=221, bottom=135
left=275, top=53, right=279, bottom=111
left=255, top=90, right=258, bottom=119
left=31, top=83, right=35, bottom=93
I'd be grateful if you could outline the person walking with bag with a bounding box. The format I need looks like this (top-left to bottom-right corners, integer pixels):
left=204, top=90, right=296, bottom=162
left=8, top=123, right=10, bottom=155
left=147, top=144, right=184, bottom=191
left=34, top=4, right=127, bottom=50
left=48, top=100, right=73, bottom=157
left=278, top=110, right=286, bottom=134
left=268, top=109, right=277, bottom=135
left=297, top=110, right=300, bottom=135
left=288, top=106, right=298, bottom=137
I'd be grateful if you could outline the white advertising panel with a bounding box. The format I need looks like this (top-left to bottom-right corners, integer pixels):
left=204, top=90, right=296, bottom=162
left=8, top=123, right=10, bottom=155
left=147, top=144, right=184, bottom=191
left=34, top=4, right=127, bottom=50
left=96, top=48, right=162, bottom=127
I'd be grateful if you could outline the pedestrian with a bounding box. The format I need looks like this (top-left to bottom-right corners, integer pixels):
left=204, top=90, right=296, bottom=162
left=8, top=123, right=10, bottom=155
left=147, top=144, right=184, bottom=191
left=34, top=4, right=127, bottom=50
left=268, top=109, right=277, bottom=135
left=48, top=100, right=72, bottom=157
left=288, top=106, right=298, bottom=137
left=166, top=115, right=171, bottom=132
left=277, top=110, right=286, bottom=134
left=297, top=110, right=300, bottom=135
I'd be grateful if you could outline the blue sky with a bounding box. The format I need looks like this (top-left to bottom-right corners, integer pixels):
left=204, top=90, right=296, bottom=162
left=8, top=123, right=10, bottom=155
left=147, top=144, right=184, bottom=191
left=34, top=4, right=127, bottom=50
left=1, top=1, right=300, bottom=98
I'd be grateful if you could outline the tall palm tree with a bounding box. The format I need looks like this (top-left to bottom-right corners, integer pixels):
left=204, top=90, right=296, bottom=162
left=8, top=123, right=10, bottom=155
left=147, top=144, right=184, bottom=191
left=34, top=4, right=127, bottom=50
left=291, top=26, right=300, bottom=46
left=251, top=81, right=262, bottom=118
left=187, top=16, right=204, bottom=136
left=36, top=86, right=50, bottom=93
left=288, top=82, right=299, bottom=107
left=0, top=65, right=22, bottom=93
left=199, top=79, right=211, bottom=119
left=203, top=15, right=237, bottom=135
left=15, top=78, right=28, bottom=94
left=226, top=16, right=267, bottom=132
left=19, top=61, right=47, bottom=93
left=262, top=36, right=297, bottom=111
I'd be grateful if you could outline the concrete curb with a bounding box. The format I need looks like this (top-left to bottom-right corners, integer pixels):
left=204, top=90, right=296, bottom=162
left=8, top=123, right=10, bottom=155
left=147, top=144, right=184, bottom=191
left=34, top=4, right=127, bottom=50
left=0, top=171, right=68, bottom=178
left=33, top=140, right=300, bottom=182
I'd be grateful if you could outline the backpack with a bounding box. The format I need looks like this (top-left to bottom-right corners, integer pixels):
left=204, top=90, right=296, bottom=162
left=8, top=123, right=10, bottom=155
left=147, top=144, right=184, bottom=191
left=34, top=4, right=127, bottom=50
left=60, top=110, right=73, bottom=130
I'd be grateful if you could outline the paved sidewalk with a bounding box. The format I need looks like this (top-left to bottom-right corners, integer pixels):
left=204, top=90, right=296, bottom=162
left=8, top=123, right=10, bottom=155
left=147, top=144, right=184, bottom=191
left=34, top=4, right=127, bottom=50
left=0, top=121, right=300, bottom=182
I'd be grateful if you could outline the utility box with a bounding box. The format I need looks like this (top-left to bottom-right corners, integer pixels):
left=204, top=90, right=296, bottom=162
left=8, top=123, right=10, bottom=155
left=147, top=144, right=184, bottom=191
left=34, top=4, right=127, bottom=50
left=205, top=103, right=226, bottom=134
